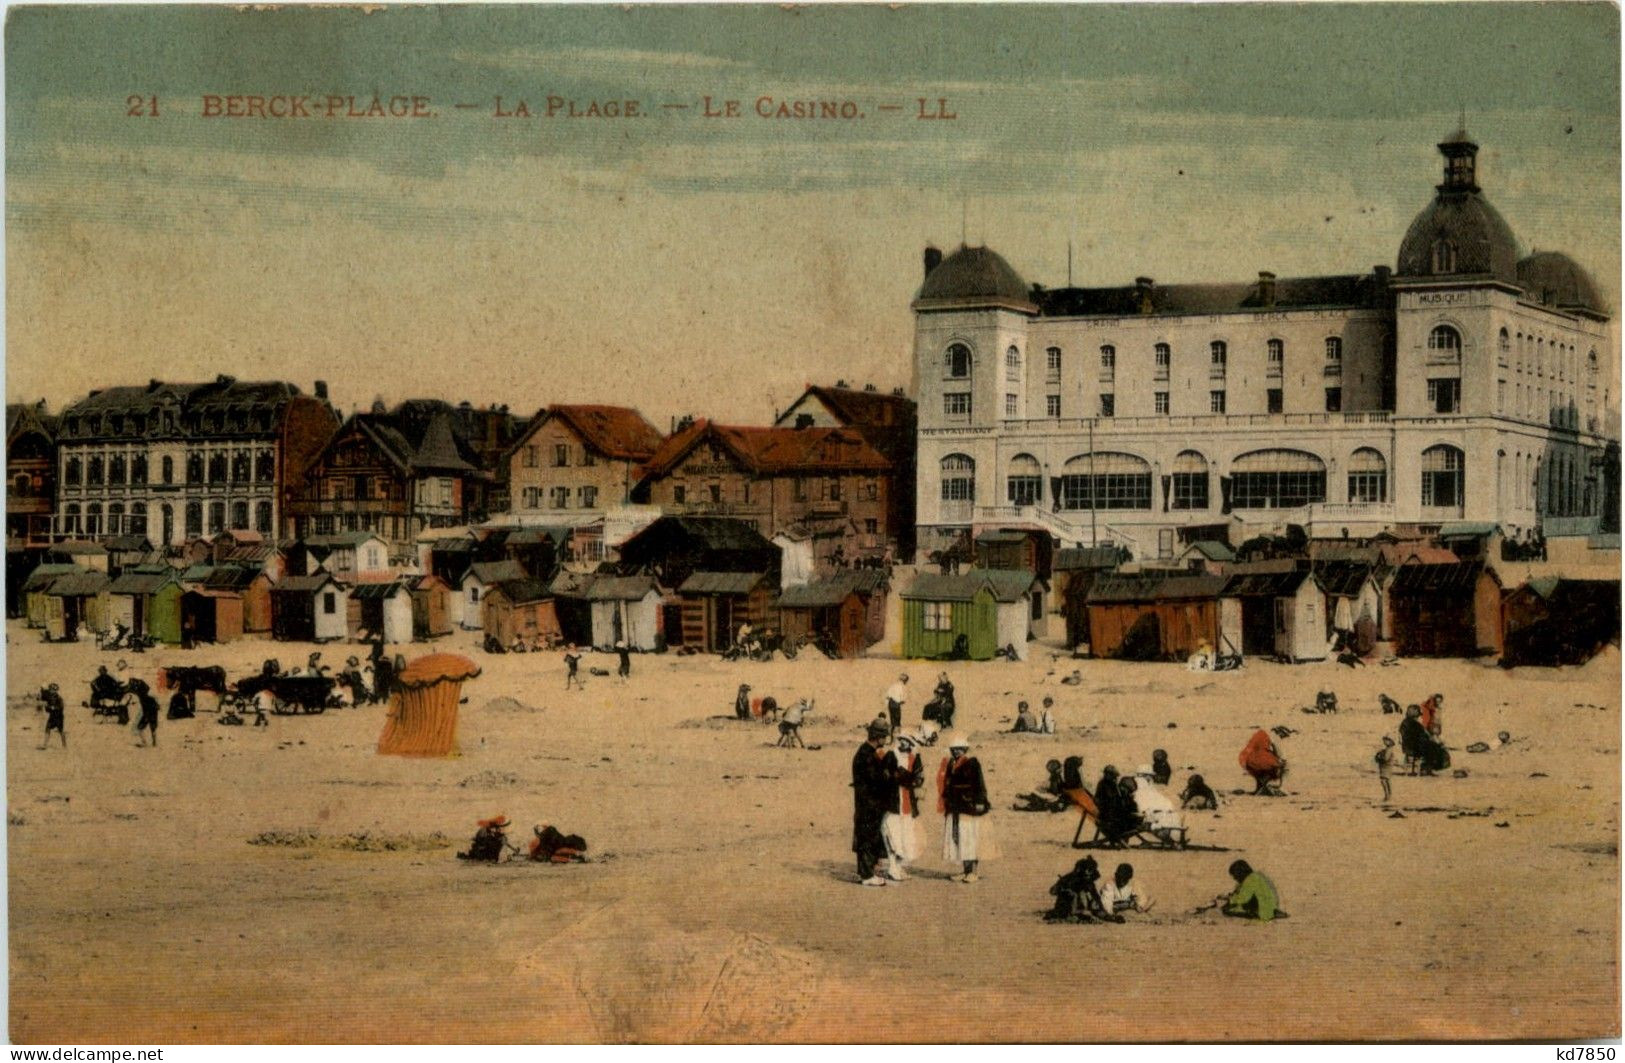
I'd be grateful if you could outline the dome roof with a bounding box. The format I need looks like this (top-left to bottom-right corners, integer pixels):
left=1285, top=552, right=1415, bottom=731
left=1517, top=251, right=1609, bottom=317
left=914, top=245, right=1035, bottom=310
left=1396, top=192, right=1521, bottom=284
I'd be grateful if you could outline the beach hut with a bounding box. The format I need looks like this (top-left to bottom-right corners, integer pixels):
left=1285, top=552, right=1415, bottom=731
left=1312, top=560, right=1383, bottom=639
left=408, top=574, right=453, bottom=639
left=1053, top=546, right=1128, bottom=651
left=459, top=559, right=525, bottom=630
left=1085, top=572, right=1236, bottom=661
left=106, top=568, right=183, bottom=642
left=900, top=568, right=1043, bottom=661
left=349, top=580, right=415, bottom=644
left=49, top=540, right=109, bottom=574
left=103, top=534, right=154, bottom=576
left=974, top=529, right=1053, bottom=578
left=1221, top=567, right=1327, bottom=661
left=548, top=569, right=598, bottom=647
left=1388, top=562, right=1504, bottom=658
left=779, top=578, right=865, bottom=659
left=270, top=573, right=350, bottom=642
left=1501, top=578, right=1621, bottom=667
left=674, top=570, right=778, bottom=653
left=377, top=652, right=481, bottom=757
left=43, top=570, right=110, bottom=642
left=1177, top=540, right=1235, bottom=575
left=203, top=565, right=274, bottom=633
left=180, top=588, right=244, bottom=644
left=585, top=575, right=664, bottom=651
left=22, top=563, right=81, bottom=628
left=481, top=578, right=561, bottom=648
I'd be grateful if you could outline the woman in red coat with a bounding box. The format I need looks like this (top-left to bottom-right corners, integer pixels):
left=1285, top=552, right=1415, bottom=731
left=1239, top=729, right=1286, bottom=795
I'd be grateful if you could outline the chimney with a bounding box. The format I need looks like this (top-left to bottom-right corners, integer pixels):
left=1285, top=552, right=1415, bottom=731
left=891, top=387, right=905, bottom=397
left=1134, top=277, right=1155, bottom=314
left=314, top=380, right=328, bottom=401
left=923, top=245, right=943, bottom=279
left=864, top=383, right=877, bottom=392
left=1373, top=265, right=1392, bottom=286
left=836, top=379, right=848, bottom=389
left=148, top=379, right=162, bottom=392
left=216, top=374, right=235, bottom=386
left=1257, top=271, right=1277, bottom=307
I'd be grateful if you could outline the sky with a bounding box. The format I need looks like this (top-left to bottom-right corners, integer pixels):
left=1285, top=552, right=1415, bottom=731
left=5, top=3, right=1619, bottom=426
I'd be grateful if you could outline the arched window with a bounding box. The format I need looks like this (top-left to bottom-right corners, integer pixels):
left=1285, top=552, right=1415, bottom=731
left=1154, top=343, right=1171, bottom=370
left=233, top=453, right=251, bottom=482
left=85, top=502, right=102, bottom=537
left=945, top=343, right=971, bottom=378
left=161, top=504, right=174, bottom=545
left=185, top=501, right=202, bottom=537
left=1171, top=450, right=1210, bottom=510
left=231, top=501, right=249, bottom=530
left=107, top=502, right=124, bottom=535
left=1347, top=448, right=1388, bottom=503
left=131, top=456, right=147, bottom=485
left=186, top=453, right=203, bottom=484
left=1432, top=240, right=1457, bottom=273
left=1516, top=332, right=1525, bottom=371
left=109, top=455, right=126, bottom=485
left=1209, top=341, right=1227, bottom=367
left=208, top=501, right=225, bottom=534
left=1498, top=328, right=1510, bottom=360
left=940, top=454, right=975, bottom=502
left=64, top=457, right=81, bottom=486
left=255, top=500, right=273, bottom=534
left=1099, top=345, right=1116, bottom=371
left=1428, top=326, right=1461, bottom=357
left=1267, top=339, right=1284, bottom=366
left=63, top=503, right=80, bottom=535
left=1005, top=345, right=1022, bottom=380
left=1007, top=454, right=1042, bottom=506
left=127, top=503, right=146, bottom=535
left=208, top=453, right=227, bottom=484
left=161, top=456, right=174, bottom=484
left=1230, top=449, right=1327, bottom=509
left=1421, top=445, right=1465, bottom=509
left=1059, top=452, right=1152, bottom=511
left=1045, top=347, right=1062, bottom=376
left=257, top=450, right=275, bottom=482
left=87, top=456, right=104, bottom=485
left=1324, top=337, right=1343, bottom=363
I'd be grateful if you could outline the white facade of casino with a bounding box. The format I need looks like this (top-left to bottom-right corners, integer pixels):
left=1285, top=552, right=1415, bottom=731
left=912, top=130, right=1615, bottom=559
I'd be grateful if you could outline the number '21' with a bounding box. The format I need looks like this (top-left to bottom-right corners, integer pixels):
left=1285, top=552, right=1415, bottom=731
left=125, top=95, right=159, bottom=117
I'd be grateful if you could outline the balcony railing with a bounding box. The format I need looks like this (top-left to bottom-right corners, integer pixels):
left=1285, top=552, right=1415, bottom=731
left=1323, top=362, right=1343, bottom=377
left=999, top=411, right=1391, bottom=431
left=1208, top=366, right=1227, bottom=381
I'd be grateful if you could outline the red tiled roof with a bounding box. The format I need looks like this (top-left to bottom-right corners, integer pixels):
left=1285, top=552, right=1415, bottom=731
left=802, top=385, right=914, bottom=428
left=548, top=405, right=664, bottom=461
left=638, top=420, right=890, bottom=479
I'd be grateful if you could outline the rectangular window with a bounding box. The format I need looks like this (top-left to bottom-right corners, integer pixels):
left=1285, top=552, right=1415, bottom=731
left=1171, top=472, right=1209, bottom=510
left=322, top=592, right=336, bottom=615
left=1210, top=342, right=1227, bottom=367
left=1100, top=346, right=1116, bottom=371
left=550, top=486, right=570, bottom=508
left=923, top=601, right=953, bottom=631
left=315, top=514, right=334, bottom=535
left=1498, top=380, right=1507, bottom=410
left=1231, top=471, right=1327, bottom=509
left=1155, top=344, right=1170, bottom=370
left=1348, top=471, right=1387, bottom=503
left=708, top=483, right=722, bottom=503
left=582, top=449, right=596, bottom=467
left=1046, top=395, right=1061, bottom=418
left=1428, top=378, right=1461, bottom=414
left=1008, top=476, right=1042, bottom=506
left=865, top=518, right=878, bottom=534
left=1005, top=393, right=1019, bottom=418
left=553, top=444, right=569, bottom=467
left=944, top=393, right=971, bottom=417
left=1058, top=473, right=1153, bottom=511
left=827, top=478, right=842, bottom=501
left=794, top=478, right=807, bottom=502
left=524, top=446, right=537, bottom=468
left=1099, top=394, right=1115, bottom=417
left=1267, top=388, right=1283, bottom=414
left=1154, top=392, right=1169, bottom=415
left=1326, top=337, right=1343, bottom=363
left=579, top=485, right=598, bottom=508
left=1046, top=347, right=1062, bottom=374
left=673, top=485, right=687, bottom=504
left=1325, top=387, right=1342, bottom=412
left=941, top=475, right=974, bottom=502
left=1210, top=391, right=1226, bottom=414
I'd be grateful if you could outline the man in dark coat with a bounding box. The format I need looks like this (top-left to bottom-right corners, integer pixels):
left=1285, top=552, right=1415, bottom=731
left=131, top=680, right=160, bottom=747
left=38, top=684, right=66, bottom=749
left=1092, top=765, right=1121, bottom=839
left=851, top=720, right=892, bottom=886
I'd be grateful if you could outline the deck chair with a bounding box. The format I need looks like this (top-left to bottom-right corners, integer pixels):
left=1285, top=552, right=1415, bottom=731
left=1066, top=787, right=1099, bottom=847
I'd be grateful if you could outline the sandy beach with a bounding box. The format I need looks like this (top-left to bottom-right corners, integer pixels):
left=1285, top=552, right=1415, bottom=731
left=7, top=620, right=1619, bottom=1043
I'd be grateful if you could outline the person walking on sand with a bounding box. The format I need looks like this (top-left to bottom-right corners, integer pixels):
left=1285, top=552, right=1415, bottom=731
left=884, top=674, right=909, bottom=735
left=852, top=720, right=893, bottom=886
left=939, top=733, right=995, bottom=883
left=564, top=647, right=584, bottom=691
left=38, top=683, right=65, bottom=749
left=1375, top=735, right=1396, bottom=803
left=881, top=733, right=924, bottom=880
left=615, top=640, right=631, bottom=679
left=131, top=680, right=160, bottom=747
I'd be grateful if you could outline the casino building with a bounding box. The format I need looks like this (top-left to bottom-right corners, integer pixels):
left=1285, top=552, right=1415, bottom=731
left=911, top=128, right=1616, bottom=559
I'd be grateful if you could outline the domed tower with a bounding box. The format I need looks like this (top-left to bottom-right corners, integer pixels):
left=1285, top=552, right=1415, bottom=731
left=911, top=244, right=1038, bottom=553
left=1395, top=127, right=1522, bottom=284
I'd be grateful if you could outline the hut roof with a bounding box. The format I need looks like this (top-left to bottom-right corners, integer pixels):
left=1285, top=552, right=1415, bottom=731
left=108, top=570, right=178, bottom=594
left=1437, top=522, right=1501, bottom=540
left=584, top=575, right=661, bottom=601
left=679, top=571, right=770, bottom=596
left=304, top=531, right=385, bottom=549
left=1053, top=546, right=1128, bottom=572
left=1313, top=560, right=1375, bottom=597
left=1389, top=561, right=1493, bottom=594
left=1182, top=540, right=1236, bottom=562
left=351, top=580, right=408, bottom=600
left=975, top=530, right=1030, bottom=545
left=903, top=568, right=1039, bottom=603
left=22, top=563, right=81, bottom=592
left=104, top=534, right=153, bottom=552
left=779, top=580, right=859, bottom=608
left=53, top=539, right=107, bottom=555
left=490, top=578, right=552, bottom=605
left=272, top=574, right=338, bottom=594
left=45, top=571, right=110, bottom=596
left=203, top=566, right=263, bottom=591
left=469, top=560, right=526, bottom=585
left=1087, top=572, right=1228, bottom=603
left=549, top=570, right=599, bottom=598
left=1222, top=569, right=1315, bottom=598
